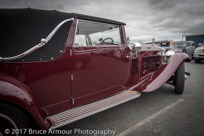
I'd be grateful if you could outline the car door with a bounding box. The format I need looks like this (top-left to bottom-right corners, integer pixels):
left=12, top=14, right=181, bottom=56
left=71, top=19, right=131, bottom=107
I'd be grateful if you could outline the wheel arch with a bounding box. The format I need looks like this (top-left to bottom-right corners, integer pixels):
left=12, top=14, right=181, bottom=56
left=0, top=76, right=50, bottom=130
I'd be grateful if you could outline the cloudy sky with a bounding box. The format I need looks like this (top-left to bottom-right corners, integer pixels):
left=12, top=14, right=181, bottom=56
left=1, top=0, right=204, bottom=42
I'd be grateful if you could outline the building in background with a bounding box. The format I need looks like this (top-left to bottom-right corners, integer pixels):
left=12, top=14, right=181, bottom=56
left=185, top=33, right=204, bottom=48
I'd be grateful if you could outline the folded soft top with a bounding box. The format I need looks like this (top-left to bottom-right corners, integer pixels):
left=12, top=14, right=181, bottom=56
left=0, top=8, right=125, bottom=61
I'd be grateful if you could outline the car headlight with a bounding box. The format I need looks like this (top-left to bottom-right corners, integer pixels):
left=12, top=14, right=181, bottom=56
left=165, top=50, right=175, bottom=56
left=179, top=49, right=183, bottom=52
left=194, top=49, right=199, bottom=53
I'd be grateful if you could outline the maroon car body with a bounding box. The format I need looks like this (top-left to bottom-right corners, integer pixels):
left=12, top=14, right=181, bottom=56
left=0, top=9, right=188, bottom=131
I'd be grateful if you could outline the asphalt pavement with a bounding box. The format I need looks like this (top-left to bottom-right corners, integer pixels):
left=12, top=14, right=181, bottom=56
left=56, top=61, right=204, bottom=136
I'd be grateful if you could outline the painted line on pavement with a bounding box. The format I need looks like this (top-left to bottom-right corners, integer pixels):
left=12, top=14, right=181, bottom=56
left=116, top=99, right=184, bottom=136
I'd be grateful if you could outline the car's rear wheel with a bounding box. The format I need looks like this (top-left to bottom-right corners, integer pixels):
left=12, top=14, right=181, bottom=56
left=0, top=103, right=34, bottom=136
left=194, top=59, right=201, bottom=63
left=174, top=62, right=185, bottom=94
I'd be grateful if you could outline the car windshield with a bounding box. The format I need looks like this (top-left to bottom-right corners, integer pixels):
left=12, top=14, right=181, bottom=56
left=74, top=20, right=121, bottom=46
left=175, top=42, right=185, bottom=48
left=155, top=42, right=169, bottom=47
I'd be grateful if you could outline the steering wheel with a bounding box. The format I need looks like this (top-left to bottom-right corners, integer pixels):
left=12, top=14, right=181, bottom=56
left=99, top=38, right=114, bottom=45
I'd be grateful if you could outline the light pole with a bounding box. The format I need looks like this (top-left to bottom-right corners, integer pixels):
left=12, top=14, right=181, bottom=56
left=182, top=34, right=186, bottom=41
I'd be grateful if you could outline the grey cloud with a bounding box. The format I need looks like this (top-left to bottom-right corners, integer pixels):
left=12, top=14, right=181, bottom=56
left=147, top=0, right=204, bottom=36
left=147, top=0, right=182, bottom=10
left=0, top=0, right=204, bottom=41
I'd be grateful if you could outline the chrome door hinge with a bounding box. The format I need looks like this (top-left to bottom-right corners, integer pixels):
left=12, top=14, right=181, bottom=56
left=70, top=49, right=72, bottom=56
left=71, top=74, right=74, bottom=81
left=71, top=97, right=75, bottom=104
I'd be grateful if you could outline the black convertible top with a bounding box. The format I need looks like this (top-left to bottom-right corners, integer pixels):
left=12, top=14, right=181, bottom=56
left=0, top=8, right=125, bottom=25
left=0, top=8, right=125, bottom=61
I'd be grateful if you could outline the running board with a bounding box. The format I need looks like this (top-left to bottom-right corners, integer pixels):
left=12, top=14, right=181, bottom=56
left=47, top=91, right=141, bottom=130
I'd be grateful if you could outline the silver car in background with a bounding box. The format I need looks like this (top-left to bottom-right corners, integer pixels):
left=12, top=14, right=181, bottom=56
left=173, top=41, right=195, bottom=60
left=194, top=44, right=204, bottom=63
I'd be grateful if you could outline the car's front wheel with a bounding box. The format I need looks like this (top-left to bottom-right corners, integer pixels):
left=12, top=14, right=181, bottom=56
left=0, top=103, right=35, bottom=136
left=174, top=62, right=185, bottom=94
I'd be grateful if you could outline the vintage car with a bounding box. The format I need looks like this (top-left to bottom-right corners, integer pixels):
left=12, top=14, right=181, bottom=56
left=147, top=40, right=174, bottom=50
left=193, top=44, right=204, bottom=63
left=0, top=9, right=189, bottom=134
left=172, top=41, right=195, bottom=60
left=146, top=40, right=176, bottom=61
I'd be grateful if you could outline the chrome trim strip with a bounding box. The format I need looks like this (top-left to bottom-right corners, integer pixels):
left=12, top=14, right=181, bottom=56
left=0, top=18, right=74, bottom=61
left=73, top=19, right=78, bottom=47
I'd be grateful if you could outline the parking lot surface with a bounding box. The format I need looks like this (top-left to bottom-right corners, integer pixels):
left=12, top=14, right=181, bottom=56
left=56, top=61, right=204, bottom=136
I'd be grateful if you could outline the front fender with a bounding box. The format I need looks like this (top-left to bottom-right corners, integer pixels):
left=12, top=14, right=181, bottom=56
left=142, top=53, right=188, bottom=92
left=0, top=75, right=50, bottom=129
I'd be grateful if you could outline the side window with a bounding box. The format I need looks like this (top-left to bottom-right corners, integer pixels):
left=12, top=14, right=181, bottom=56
left=74, top=35, right=87, bottom=46
left=186, top=43, right=191, bottom=47
left=74, top=20, right=121, bottom=46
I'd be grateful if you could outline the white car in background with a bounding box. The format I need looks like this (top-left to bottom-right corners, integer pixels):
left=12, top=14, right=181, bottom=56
left=194, top=44, right=204, bottom=63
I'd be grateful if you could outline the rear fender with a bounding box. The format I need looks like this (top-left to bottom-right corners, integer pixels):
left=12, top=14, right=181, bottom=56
left=0, top=75, right=50, bottom=129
